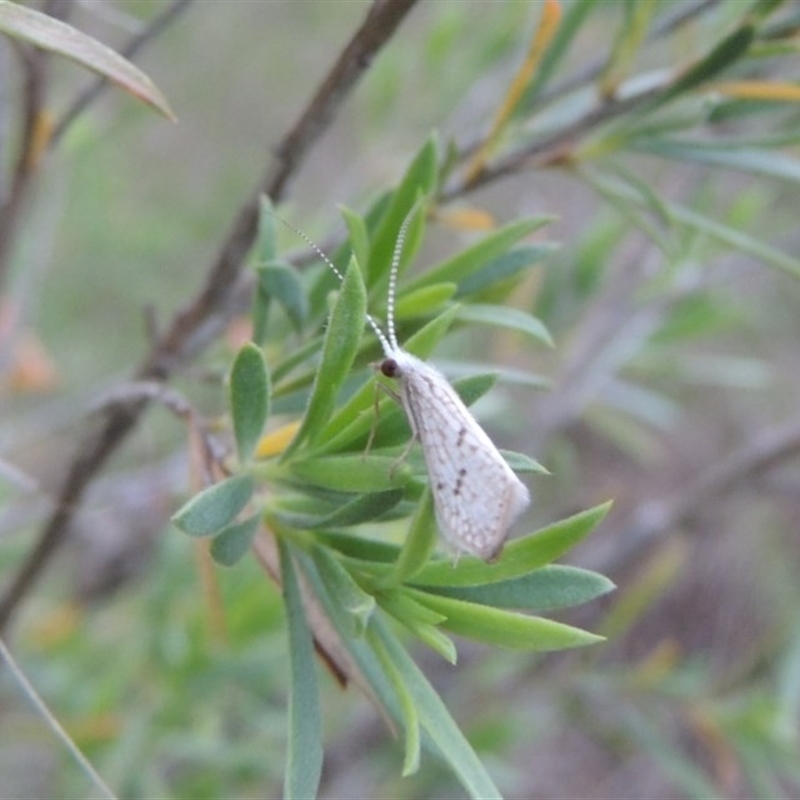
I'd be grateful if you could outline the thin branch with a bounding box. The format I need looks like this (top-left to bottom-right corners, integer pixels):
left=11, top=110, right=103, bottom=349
left=0, top=635, right=116, bottom=799
left=448, top=0, right=721, bottom=176
left=0, top=0, right=74, bottom=289
left=443, top=82, right=663, bottom=199
left=0, top=45, right=47, bottom=289
left=0, top=0, right=420, bottom=633
left=601, top=414, right=800, bottom=575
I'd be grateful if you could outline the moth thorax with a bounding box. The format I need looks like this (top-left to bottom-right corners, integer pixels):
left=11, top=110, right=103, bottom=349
left=380, top=358, right=400, bottom=378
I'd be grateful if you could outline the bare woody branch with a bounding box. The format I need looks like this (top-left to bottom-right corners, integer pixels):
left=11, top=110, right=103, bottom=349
left=0, top=0, right=420, bottom=633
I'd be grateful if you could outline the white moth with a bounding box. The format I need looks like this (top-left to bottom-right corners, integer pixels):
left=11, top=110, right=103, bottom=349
left=288, top=202, right=530, bottom=560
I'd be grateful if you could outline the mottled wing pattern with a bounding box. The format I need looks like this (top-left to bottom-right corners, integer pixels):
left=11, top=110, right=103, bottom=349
left=396, top=353, right=530, bottom=560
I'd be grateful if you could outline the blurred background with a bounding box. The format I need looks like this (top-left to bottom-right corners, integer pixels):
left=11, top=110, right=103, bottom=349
left=1, top=1, right=799, bottom=797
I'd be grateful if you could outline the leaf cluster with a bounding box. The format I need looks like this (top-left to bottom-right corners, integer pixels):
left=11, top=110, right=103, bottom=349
left=172, top=137, right=611, bottom=795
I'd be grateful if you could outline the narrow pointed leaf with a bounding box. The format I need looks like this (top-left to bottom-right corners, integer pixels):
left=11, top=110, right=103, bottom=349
left=634, top=138, right=800, bottom=184
left=290, top=454, right=412, bottom=493
left=657, top=25, right=755, bottom=107
left=455, top=244, right=557, bottom=298
left=283, top=258, right=367, bottom=456
left=257, top=195, right=278, bottom=261
left=382, top=488, right=438, bottom=586
left=424, top=565, right=615, bottom=611
left=368, top=135, right=438, bottom=283
left=279, top=541, right=323, bottom=800
left=340, top=205, right=371, bottom=274
left=256, top=262, right=309, bottom=332
left=369, top=614, right=503, bottom=800
left=413, top=502, right=612, bottom=587
left=457, top=303, right=553, bottom=346
left=501, top=450, right=550, bottom=475
left=281, top=489, right=404, bottom=530
left=394, top=283, right=457, bottom=320
left=0, top=1, right=175, bottom=121
left=369, top=629, right=422, bottom=777
left=378, top=589, right=457, bottom=663
left=405, top=217, right=551, bottom=293
left=312, top=546, right=376, bottom=637
left=408, top=589, right=604, bottom=650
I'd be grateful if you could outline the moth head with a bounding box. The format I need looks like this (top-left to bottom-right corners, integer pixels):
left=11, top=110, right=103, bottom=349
left=379, top=357, right=400, bottom=379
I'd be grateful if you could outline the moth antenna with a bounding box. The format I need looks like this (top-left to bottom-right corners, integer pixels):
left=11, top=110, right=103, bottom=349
left=386, top=197, right=426, bottom=352
left=265, top=207, right=392, bottom=354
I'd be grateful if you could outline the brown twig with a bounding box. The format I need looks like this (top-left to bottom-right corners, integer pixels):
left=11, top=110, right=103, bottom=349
left=0, top=0, right=188, bottom=293
left=443, top=0, right=720, bottom=197
left=0, top=0, right=419, bottom=633
left=0, top=31, right=55, bottom=289
left=601, top=414, right=800, bottom=575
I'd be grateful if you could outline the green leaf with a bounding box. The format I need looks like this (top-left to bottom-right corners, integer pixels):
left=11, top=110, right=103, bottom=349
left=382, top=487, right=438, bottom=587
left=599, top=0, right=657, bottom=95
left=257, top=195, right=278, bottom=262
left=633, top=138, right=800, bottom=184
left=401, top=303, right=460, bottom=356
left=255, top=261, right=309, bottom=333
left=368, top=135, right=438, bottom=284
left=407, top=588, right=604, bottom=650
left=209, top=514, right=260, bottom=567
left=657, top=25, right=755, bottom=107
left=339, top=205, right=371, bottom=275
left=314, top=531, right=402, bottom=563
left=501, top=450, right=550, bottom=475
left=290, top=454, right=412, bottom=493
left=230, top=344, right=270, bottom=463
left=172, top=475, right=255, bottom=537
left=394, top=282, right=458, bottom=321
left=455, top=244, right=556, bottom=298
left=315, top=305, right=461, bottom=452
left=523, top=0, right=599, bottom=107
left=317, top=369, right=497, bottom=458
left=0, top=0, right=175, bottom=121
left=405, top=217, right=551, bottom=293
left=377, top=589, right=457, bottom=664
left=369, top=629, right=422, bottom=776
left=673, top=202, right=800, bottom=280
left=277, top=489, right=405, bottom=530
left=311, top=546, right=376, bottom=637
left=283, top=258, right=368, bottom=457
left=424, top=565, right=615, bottom=611
left=412, top=502, right=612, bottom=587
left=279, top=540, right=323, bottom=800
left=456, top=303, right=553, bottom=347
left=368, top=614, right=503, bottom=800
left=292, top=548, right=497, bottom=795
left=587, top=168, right=800, bottom=279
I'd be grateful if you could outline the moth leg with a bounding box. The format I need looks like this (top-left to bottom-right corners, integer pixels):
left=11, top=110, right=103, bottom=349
left=390, top=430, right=418, bottom=478
left=366, top=380, right=417, bottom=478
left=363, top=380, right=403, bottom=458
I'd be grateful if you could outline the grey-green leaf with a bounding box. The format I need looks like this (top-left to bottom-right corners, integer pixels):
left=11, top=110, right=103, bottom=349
left=210, top=514, right=260, bottom=567
left=279, top=541, right=323, bottom=800
left=230, top=343, right=270, bottom=463
left=457, top=303, right=554, bottom=347
left=256, top=261, right=309, bottom=332
left=283, top=258, right=367, bottom=457
left=422, top=565, right=615, bottom=611
left=172, top=475, right=255, bottom=537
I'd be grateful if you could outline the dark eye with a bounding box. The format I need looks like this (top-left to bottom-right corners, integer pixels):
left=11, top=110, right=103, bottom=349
left=380, top=358, right=399, bottom=378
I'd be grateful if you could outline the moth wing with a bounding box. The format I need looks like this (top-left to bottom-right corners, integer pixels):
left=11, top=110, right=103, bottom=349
left=400, top=361, right=530, bottom=560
